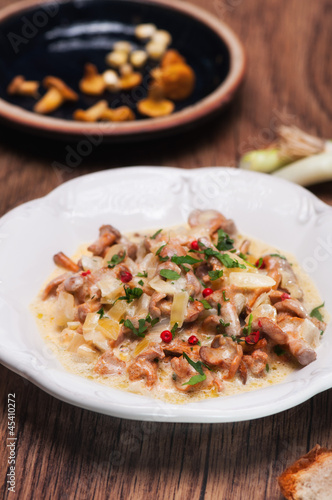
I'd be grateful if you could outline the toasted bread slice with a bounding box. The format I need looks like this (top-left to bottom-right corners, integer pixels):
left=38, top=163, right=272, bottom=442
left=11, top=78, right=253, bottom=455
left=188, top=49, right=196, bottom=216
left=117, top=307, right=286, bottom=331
left=278, top=444, right=332, bottom=499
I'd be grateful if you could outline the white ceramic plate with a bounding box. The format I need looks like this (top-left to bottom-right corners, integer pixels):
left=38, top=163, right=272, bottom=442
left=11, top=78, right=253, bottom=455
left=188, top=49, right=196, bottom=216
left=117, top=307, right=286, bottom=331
left=0, top=166, right=331, bottom=422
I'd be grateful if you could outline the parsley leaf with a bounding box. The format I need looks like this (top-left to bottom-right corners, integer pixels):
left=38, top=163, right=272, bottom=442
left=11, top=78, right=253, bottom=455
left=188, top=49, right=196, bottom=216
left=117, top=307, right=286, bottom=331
left=156, top=243, right=167, bottom=256
left=243, top=314, right=253, bottom=336
left=151, top=229, right=162, bottom=239
left=145, top=315, right=160, bottom=327
left=216, top=229, right=234, bottom=251
left=310, top=302, right=324, bottom=322
left=117, top=285, right=143, bottom=303
left=208, top=270, right=223, bottom=281
left=138, top=279, right=144, bottom=286
left=107, top=251, right=126, bottom=268
left=137, top=271, right=148, bottom=278
left=182, top=353, right=207, bottom=386
left=160, top=269, right=181, bottom=280
left=219, top=318, right=230, bottom=328
left=274, top=345, right=287, bottom=356
left=222, top=291, right=229, bottom=302
left=266, top=363, right=270, bottom=372
left=198, top=243, right=245, bottom=269
left=200, top=299, right=212, bottom=310
left=171, top=323, right=178, bottom=335
left=270, top=253, right=286, bottom=260
left=217, top=303, right=221, bottom=315
left=171, top=255, right=203, bottom=266
left=124, top=318, right=147, bottom=338
left=97, top=308, right=105, bottom=319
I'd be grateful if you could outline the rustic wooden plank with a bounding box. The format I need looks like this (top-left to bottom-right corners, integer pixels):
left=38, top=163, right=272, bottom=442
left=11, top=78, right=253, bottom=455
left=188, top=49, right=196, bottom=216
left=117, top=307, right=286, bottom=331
left=0, top=0, right=332, bottom=499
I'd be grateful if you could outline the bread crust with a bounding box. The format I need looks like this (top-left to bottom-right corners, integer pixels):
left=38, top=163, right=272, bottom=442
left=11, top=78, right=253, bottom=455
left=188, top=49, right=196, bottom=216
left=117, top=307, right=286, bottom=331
left=278, top=444, right=332, bottom=499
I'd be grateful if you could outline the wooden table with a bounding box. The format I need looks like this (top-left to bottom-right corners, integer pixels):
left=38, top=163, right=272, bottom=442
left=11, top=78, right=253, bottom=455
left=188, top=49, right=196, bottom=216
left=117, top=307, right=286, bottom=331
left=1, top=0, right=332, bottom=498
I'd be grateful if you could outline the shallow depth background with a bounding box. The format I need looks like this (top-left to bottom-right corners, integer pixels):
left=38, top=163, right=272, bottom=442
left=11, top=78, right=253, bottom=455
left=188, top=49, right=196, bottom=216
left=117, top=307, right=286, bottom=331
left=0, top=0, right=332, bottom=499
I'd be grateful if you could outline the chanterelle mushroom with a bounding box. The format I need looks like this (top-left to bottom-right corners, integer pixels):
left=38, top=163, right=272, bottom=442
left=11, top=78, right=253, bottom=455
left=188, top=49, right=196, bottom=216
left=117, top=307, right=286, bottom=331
left=137, top=83, right=174, bottom=118
left=79, top=63, right=106, bottom=95
left=73, top=100, right=108, bottom=122
left=34, top=76, right=78, bottom=114
left=7, top=75, right=40, bottom=98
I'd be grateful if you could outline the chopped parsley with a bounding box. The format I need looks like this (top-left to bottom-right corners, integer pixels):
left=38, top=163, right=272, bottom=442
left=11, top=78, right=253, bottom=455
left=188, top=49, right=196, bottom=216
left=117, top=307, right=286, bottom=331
left=243, top=314, right=253, bottom=336
left=171, top=323, right=179, bottom=337
left=191, top=242, right=245, bottom=269
left=156, top=243, right=168, bottom=261
left=270, top=253, right=286, bottom=260
left=182, top=353, right=207, bottom=386
left=219, top=318, right=230, bottom=328
left=145, top=314, right=160, bottom=327
left=137, top=271, right=148, bottom=278
left=160, top=269, right=181, bottom=280
left=171, top=255, right=202, bottom=267
left=208, top=270, right=224, bottom=281
left=189, top=296, right=195, bottom=302
left=200, top=299, right=212, bottom=310
left=266, top=363, right=270, bottom=372
left=222, top=290, right=229, bottom=302
left=256, top=257, right=263, bottom=269
left=310, top=303, right=324, bottom=322
left=116, top=285, right=143, bottom=303
left=216, top=229, right=234, bottom=251
left=138, top=279, right=144, bottom=286
left=97, top=308, right=105, bottom=319
left=123, top=318, right=147, bottom=338
left=107, top=251, right=126, bottom=268
left=217, top=303, right=221, bottom=315
left=150, top=229, right=162, bottom=239
left=274, top=345, right=287, bottom=356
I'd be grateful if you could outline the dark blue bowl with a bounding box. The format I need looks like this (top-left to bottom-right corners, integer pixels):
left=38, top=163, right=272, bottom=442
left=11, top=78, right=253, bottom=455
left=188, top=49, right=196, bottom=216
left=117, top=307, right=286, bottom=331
left=0, top=0, right=245, bottom=141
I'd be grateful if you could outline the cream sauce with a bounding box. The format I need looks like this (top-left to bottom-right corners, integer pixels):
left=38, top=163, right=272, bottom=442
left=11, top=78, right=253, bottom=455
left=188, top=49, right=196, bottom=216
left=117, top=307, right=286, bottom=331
left=31, top=229, right=327, bottom=405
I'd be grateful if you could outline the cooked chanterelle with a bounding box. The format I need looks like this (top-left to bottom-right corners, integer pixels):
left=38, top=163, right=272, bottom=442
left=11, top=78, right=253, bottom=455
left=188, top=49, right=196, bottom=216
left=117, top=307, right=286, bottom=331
left=32, top=210, right=327, bottom=403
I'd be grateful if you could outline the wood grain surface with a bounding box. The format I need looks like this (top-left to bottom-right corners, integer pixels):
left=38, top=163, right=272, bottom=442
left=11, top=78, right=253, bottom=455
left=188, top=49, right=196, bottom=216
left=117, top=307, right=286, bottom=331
left=1, top=1, right=332, bottom=499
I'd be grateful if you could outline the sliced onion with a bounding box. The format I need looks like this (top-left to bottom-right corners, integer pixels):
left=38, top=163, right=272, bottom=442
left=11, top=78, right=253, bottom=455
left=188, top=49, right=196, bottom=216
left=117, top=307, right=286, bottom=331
left=81, top=255, right=103, bottom=272
left=229, top=272, right=276, bottom=289
left=250, top=304, right=277, bottom=322
left=149, top=275, right=177, bottom=295
left=55, top=291, right=75, bottom=326
left=108, top=300, right=127, bottom=322
left=135, top=293, right=150, bottom=317
left=103, top=244, right=126, bottom=266
left=83, top=312, right=109, bottom=351
left=300, top=319, right=321, bottom=348
left=133, top=337, right=150, bottom=357
left=97, top=318, right=120, bottom=340
left=75, top=344, right=98, bottom=362
left=97, top=277, right=122, bottom=299
left=67, top=332, right=86, bottom=352
left=170, top=291, right=189, bottom=328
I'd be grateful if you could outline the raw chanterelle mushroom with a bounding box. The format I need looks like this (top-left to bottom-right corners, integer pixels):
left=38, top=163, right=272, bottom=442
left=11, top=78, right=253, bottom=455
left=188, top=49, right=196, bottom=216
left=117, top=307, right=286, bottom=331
left=34, top=76, right=78, bottom=114
left=7, top=75, right=40, bottom=98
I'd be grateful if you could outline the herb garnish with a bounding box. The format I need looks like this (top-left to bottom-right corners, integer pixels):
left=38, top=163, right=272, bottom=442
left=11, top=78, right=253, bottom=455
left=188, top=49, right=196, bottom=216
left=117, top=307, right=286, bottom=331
left=182, top=353, right=207, bottom=386
left=97, top=308, right=105, bottom=319
left=160, top=269, right=181, bottom=280
left=145, top=314, right=160, bottom=327
left=190, top=242, right=245, bottom=269
left=150, top=229, right=162, bottom=240
left=200, top=299, right=212, bottom=310
left=208, top=270, right=224, bottom=281
left=138, top=279, right=144, bottom=286
left=107, top=251, right=126, bottom=268
left=310, top=302, right=324, bottom=322
left=171, top=323, right=178, bottom=337
left=217, top=303, right=221, bottom=315
left=274, top=345, right=287, bottom=356
left=256, top=257, right=263, bottom=269
left=216, top=229, right=234, bottom=251
left=269, top=253, right=286, bottom=260
left=243, top=314, right=253, bottom=336
left=222, top=290, right=229, bottom=302
left=137, top=271, right=148, bottom=278
left=219, top=318, right=230, bottom=328
left=116, top=285, right=143, bottom=303
left=123, top=318, right=147, bottom=338
left=266, top=363, right=270, bottom=373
